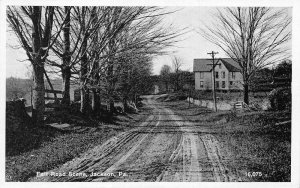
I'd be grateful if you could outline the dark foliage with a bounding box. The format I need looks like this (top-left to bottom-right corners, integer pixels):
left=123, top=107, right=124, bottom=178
left=268, top=87, right=291, bottom=111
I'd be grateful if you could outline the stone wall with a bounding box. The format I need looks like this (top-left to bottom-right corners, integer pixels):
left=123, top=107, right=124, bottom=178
left=186, top=97, right=272, bottom=111
left=186, top=97, right=233, bottom=111
left=6, top=100, right=32, bottom=133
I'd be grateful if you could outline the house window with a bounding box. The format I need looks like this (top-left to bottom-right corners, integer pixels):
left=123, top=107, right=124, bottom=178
left=219, top=63, right=221, bottom=69
left=222, top=81, right=226, bottom=88
left=216, top=81, right=219, bottom=88
left=222, top=71, right=225, bottom=79
left=215, top=71, right=219, bottom=79
left=200, top=72, right=204, bottom=79
left=230, top=81, right=233, bottom=86
left=231, top=72, right=236, bottom=79
left=200, top=81, right=204, bottom=88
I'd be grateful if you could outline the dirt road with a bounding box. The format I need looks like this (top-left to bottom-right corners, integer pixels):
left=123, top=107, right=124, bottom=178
left=30, top=95, right=240, bottom=182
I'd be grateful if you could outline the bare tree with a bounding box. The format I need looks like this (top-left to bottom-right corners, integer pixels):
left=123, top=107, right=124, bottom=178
left=48, top=6, right=111, bottom=114
left=7, top=6, right=67, bottom=124
left=172, top=56, right=183, bottom=91
left=47, top=7, right=103, bottom=111
left=8, top=6, right=185, bottom=118
left=200, top=7, right=291, bottom=104
left=58, top=6, right=72, bottom=106
left=96, top=7, right=185, bottom=114
left=76, top=7, right=150, bottom=115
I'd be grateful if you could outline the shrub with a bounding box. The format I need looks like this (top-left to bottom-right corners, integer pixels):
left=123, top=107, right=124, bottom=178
left=268, top=87, right=291, bottom=111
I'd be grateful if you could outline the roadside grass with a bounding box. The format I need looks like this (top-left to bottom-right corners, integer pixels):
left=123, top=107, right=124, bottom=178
left=6, top=106, right=152, bottom=182
left=6, top=128, right=118, bottom=182
left=164, top=99, right=291, bottom=182
left=219, top=130, right=290, bottom=182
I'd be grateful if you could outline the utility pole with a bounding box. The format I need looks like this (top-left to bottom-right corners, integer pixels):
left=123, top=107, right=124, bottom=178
left=207, top=51, right=220, bottom=112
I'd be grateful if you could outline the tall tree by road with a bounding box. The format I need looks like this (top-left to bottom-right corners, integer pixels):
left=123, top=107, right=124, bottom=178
left=7, top=6, right=65, bottom=124
left=7, top=6, right=185, bottom=119
left=200, top=7, right=291, bottom=104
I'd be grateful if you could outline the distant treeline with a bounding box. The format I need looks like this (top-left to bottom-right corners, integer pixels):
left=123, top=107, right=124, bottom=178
left=6, top=77, right=77, bottom=106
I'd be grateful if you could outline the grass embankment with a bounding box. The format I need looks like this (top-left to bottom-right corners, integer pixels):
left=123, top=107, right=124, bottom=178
left=164, top=99, right=291, bottom=182
left=6, top=106, right=151, bottom=182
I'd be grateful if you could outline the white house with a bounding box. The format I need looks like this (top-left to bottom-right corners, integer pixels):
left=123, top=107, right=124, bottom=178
left=193, top=58, right=243, bottom=91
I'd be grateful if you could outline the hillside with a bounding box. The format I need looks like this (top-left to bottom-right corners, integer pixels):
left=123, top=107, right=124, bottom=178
left=6, top=77, right=78, bottom=106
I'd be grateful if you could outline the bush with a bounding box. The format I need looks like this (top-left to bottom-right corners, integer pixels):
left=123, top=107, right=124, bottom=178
left=268, top=87, right=291, bottom=111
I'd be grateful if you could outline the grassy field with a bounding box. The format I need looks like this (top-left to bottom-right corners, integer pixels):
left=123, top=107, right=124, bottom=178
left=163, top=99, right=291, bottom=182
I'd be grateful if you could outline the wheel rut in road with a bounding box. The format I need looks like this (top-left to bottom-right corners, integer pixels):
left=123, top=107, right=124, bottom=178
left=31, top=107, right=160, bottom=181
left=157, top=107, right=238, bottom=182
left=157, top=108, right=202, bottom=182
left=91, top=110, right=162, bottom=182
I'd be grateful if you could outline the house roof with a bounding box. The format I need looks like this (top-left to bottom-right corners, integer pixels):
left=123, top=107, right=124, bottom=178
left=193, top=59, right=213, bottom=72
left=193, top=58, right=241, bottom=72
left=220, top=58, right=242, bottom=72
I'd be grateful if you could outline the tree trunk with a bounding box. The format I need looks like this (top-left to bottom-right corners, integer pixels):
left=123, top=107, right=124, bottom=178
left=91, top=89, right=100, bottom=114
left=109, top=98, right=115, bottom=115
left=107, top=61, right=115, bottom=115
left=243, top=83, right=249, bottom=105
left=61, top=67, right=71, bottom=106
left=32, top=64, right=45, bottom=125
left=79, top=10, right=89, bottom=115
left=31, top=6, right=47, bottom=125
left=80, top=60, right=89, bottom=114
left=80, top=86, right=89, bottom=115
left=123, top=97, right=128, bottom=112
left=80, top=48, right=89, bottom=114
left=61, top=6, right=71, bottom=106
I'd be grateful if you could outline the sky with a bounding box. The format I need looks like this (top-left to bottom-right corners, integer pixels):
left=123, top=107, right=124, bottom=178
left=6, top=32, right=32, bottom=78
left=5, top=7, right=229, bottom=78
left=151, top=7, right=228, bottom=74
left=5, top=6, right=292, bottom=78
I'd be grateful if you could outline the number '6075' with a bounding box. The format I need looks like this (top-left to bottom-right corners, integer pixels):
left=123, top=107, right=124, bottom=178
left=246, top=172, right=262, bottom=177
